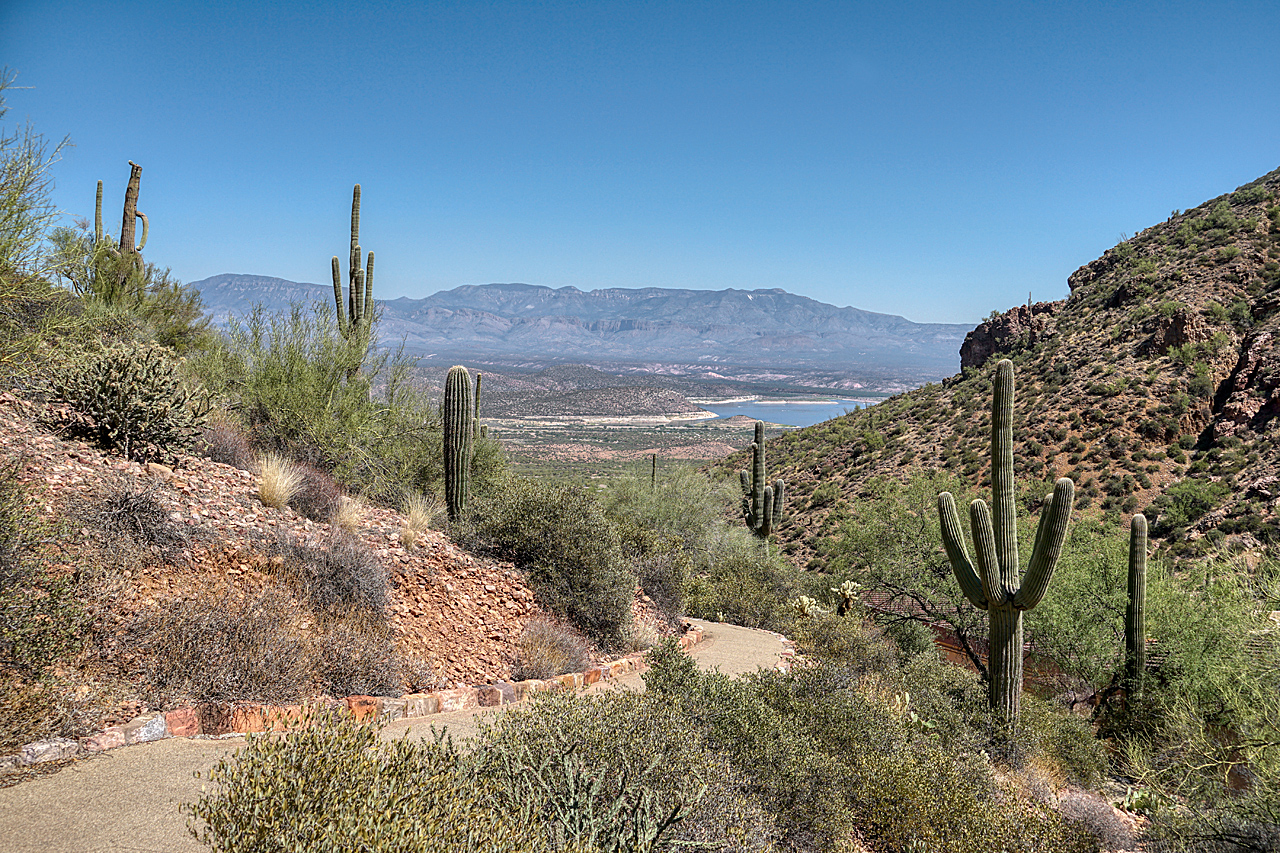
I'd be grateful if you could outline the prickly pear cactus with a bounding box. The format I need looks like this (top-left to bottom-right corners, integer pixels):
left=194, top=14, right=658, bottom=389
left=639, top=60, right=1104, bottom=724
left=52, top=342, right=209, bottom=462
left=739, top=421, right=785, bottom=538
left=443, top=365, right=473, bottom=520
left=937, top=359, right=1074, bottom=728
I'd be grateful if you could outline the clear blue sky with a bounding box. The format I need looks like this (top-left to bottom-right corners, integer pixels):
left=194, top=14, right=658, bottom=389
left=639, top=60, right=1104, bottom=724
left=3, top=0, right=1278, bottom=324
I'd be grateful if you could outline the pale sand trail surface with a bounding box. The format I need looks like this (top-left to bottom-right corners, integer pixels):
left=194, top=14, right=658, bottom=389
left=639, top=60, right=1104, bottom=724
left=0, top=620, right=786, bottom=853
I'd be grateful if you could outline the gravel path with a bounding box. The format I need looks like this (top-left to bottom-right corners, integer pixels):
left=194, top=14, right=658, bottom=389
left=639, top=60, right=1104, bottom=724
left=0, top=620, right=789, bottom=853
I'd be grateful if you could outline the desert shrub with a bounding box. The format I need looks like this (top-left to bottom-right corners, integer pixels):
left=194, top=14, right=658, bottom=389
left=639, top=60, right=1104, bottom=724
left=1149, top=477, right=1231, bottom=536
left=129, top=587, right=311, bottom=705
left=257, top=453, right=303, bottom=509
left=601, top=465, right=735, bottom=556
left=289, top=462, right=344, bottom=523
left=51, top=341, right=210, bottom=461
left=184, top=709, right=549, bottom=853
left=512, top=618, right=590, bottom=680
left=271, top=530, right=387, bottom=613
left=313, top=608, right=405, bottom=697
left=0, top=675, right=112, bottom=754
left=0, top=460, right=82, bottom=678
left=195, top=415, right=256, bottom=471
left=616, top=523, right=689, bottom=629
left=190, top=303, right=447, bottom=504
left=684, top=526, right=798, bottom=629
left=88, top=485, right=187, bottom=559
left=641, top=647, right=1095, bottom=853
left=472, top=688, right=778, bottom=853
left=1056, top=790, right=1136, bottom=852
left=465, top=477, right=634, bottom=647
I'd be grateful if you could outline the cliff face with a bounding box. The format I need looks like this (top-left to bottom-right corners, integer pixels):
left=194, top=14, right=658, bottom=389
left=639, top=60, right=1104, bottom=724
left=739, top=166, right=1280, bottom=560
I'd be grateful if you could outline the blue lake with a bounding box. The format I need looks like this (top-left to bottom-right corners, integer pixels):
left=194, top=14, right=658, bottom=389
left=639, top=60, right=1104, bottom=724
left=697, top=399, right=873, bottom=428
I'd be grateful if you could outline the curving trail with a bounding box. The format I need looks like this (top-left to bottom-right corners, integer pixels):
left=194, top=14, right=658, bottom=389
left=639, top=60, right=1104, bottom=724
left=0, top=620, right=788, bottom=853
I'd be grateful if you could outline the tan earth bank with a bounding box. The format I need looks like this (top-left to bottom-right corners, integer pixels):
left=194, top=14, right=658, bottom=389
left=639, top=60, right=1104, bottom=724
left=0, top=392, right=688, bottom=771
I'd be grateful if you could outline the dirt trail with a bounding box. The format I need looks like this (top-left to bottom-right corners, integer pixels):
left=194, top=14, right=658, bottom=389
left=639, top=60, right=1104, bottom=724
left=0, top=620, right=788, bottom=853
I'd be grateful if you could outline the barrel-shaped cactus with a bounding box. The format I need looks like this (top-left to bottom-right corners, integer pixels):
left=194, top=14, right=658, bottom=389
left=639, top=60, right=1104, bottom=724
left=443, top=366, right=473, bottom=520
left=739, top=421, right=785, bottom=539
left=1125, top=513, right=1148, bottom=700
left=332, top=184, right=375, bottom=341
left=937, top=359, right=1074, bottom=728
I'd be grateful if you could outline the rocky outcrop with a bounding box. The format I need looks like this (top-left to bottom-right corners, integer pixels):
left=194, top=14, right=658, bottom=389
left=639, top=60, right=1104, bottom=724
left=959, top=301, right=1063, bottom=370
left=1213, top=329, right=1280, bottom=439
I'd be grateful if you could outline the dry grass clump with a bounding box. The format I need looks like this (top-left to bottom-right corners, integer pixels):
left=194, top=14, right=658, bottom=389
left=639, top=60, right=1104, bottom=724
left=258, top=453, right=304, bottom=509
left=399, top=491, right=443, bottom=549
left=196, top=417, right=257, bottom=471
left=0, top=676, right=114, bottom=753
left=512, top=618, right=590, bottom=680
left=313, top=609, right=406, bottom=697
left=332, top=495, right=362, bottom=532
left=88, top=486, right=187, bottom=560
left=289, top=462, right=344, bottom=523
left=270, top=530, right=387, bottom=613
left=128, top=586, right=312, bottom=705
left=1056, top=790, right=1136, bottom=852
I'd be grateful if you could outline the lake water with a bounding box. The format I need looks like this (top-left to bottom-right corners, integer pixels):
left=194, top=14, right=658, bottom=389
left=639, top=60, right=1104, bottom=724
left=697, top=399, right=870, bottom=428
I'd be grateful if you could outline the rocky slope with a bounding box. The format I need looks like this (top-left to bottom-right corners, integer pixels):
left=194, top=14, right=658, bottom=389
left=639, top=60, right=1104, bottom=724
left=192, top=276, right=968, bottom=376
left=738, top=167, right=1280, bottom=563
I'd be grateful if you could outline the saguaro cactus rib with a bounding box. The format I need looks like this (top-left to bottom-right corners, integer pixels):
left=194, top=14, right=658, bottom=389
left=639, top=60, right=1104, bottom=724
left=937, top=358, right=1074, bottom=727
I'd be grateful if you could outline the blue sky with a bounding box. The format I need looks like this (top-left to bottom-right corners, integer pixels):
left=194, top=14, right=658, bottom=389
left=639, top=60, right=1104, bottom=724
left=3, top=0, right=1278, bottom=324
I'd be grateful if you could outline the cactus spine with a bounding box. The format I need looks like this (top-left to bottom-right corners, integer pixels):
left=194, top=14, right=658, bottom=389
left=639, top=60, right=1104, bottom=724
left=937, top=359, right=1074, bottom=728
left=332, top=184, right=375, bottom=341
left=443, top=366, right=474, bottom=520
left=1125, top=513, right=1148, bottom=700
left=739, top=421, right=785, bottom=538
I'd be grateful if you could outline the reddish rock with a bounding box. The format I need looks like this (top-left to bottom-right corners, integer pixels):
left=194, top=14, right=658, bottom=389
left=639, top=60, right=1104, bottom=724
left=405, top=693, right=440, bottom=717
left=81, top=729, right=125, bottom=752
left=343, top=696, right=379, bottom=722
left=435, top=688, right=479, bottom=712
left=959, top=301, right=1062, bottom=370
left=165, top=708, right=200, bottom=737
left=582, top=668, right=603, bottom=686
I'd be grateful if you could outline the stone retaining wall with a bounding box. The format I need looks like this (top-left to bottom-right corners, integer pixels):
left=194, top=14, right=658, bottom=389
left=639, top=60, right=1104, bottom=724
left=2, top=625, right=705, bottom=771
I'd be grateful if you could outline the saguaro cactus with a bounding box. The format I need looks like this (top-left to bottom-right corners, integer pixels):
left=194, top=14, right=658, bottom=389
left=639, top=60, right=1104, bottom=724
left=739, top=421, right=785, bottom=539
left=332, top=184, right=375, bottom=341
left=443, top=366, right=474, bottom=520
left=937, top=359, right=1074, bottom=727
left=473, top=372, right=483, bottom=439
left=1125, top=513, right=1148, bottom=700
left=95, top=164, right=149, bottom=268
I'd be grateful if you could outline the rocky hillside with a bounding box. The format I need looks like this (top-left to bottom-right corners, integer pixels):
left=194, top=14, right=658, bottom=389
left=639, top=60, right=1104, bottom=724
left=443, top=365, right=704, bottom=419
left=192, top=276, right=968, bottom=377
left=742, top=167, right=1280, bottom=564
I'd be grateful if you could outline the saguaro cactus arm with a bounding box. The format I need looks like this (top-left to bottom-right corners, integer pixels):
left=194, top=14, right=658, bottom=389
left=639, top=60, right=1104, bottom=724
left=1012, top=478, right=1075, bottom=609
left=969, top=498, right=1007, bottom=608
left=937, top=492, right=988, bottom=609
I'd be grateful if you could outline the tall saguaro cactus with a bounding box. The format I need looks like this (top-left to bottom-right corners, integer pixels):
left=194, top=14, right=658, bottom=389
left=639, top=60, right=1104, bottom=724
left=937, top=359, right=1074, bottom=728
left=443, top=366, right=474, bottom=521
left=95, top=164, right=149, bottom=272
left=473, top=372, right=483, bottom=439
left=740, top=421, right=785, bottom=539
left=332, top=184, right=375, bottom=341
left=1125, top=513, right=1148, bottom=700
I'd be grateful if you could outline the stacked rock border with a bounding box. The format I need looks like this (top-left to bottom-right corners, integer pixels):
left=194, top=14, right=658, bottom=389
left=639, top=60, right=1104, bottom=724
left=3, top=625, right=711, bottom=771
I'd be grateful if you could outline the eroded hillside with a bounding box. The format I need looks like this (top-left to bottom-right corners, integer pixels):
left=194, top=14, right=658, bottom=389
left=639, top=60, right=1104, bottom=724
left=739, top=167, right=1280, bottom=565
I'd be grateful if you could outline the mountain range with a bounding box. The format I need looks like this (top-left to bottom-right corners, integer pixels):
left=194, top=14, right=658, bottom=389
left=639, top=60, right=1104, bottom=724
left=190, top=277, right=969, bottom=377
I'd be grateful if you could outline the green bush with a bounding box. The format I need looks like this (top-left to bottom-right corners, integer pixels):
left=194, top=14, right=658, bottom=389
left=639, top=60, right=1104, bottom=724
left=684, top=528, right=797, bottom=629
left=191, top=303, right=457, bottom=504
left=465, top=477, right=634, bottom=647
left=52, top=341, right=210, bottom=462
left=185, top=709, right=549, bottom=853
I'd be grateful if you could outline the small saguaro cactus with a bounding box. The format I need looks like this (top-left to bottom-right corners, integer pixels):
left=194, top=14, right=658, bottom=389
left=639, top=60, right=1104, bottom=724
left=472, top=372, right=483, bottom=438
left=739, top=421, right=785, bottom=539
left=331, top=184, right=375, bottom=341
left=1125, top=513, right=1148, bottom=700
left=443, top=366, right=474, bottom=520
left=937, top=359, right=1074, bottom=728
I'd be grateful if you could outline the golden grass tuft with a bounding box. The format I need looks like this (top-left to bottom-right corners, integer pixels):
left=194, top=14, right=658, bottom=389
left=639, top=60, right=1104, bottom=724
left=258, top=454, right=304, bottom=509
left=333, top=495, right=363, bottom=532
left=399, top=491, right=443, bottom=549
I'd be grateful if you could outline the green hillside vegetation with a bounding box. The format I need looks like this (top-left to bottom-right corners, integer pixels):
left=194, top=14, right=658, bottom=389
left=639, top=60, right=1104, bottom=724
left=2, top=73, right=1279, bottom=850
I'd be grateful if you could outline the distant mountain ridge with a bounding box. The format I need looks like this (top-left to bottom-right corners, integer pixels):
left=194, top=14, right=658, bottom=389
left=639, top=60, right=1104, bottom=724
left=191, top=275, right=968, bottom=374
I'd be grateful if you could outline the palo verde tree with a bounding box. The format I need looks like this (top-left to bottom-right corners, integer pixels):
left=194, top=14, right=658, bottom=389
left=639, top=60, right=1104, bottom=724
left=937, top=358, right=1074, bottom=728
